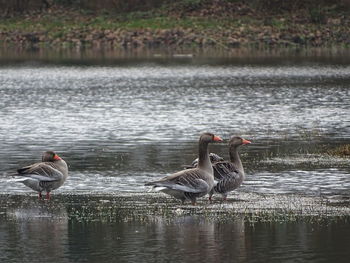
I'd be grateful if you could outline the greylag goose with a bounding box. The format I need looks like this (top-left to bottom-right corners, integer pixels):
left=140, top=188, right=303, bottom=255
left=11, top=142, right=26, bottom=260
left=145, top=132, right=223, bottom=205
left=189, top=136, right=251, bottom=201
left=189, top=153, right=224, bottom=168
left=13, top=151, right=68, bottom=200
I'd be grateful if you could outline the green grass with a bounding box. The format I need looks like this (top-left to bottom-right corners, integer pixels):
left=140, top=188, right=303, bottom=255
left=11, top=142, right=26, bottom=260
left=85, top=16, right=235, bottom=30
left=0, top=4, right=348, bottom=49
left=0, top=12, right=244, bottom=32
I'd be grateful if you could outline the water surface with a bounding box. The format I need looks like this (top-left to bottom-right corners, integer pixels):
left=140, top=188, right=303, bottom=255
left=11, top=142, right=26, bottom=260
left=0, top=58, right=349, bottom=197
left=0, top=53, right=350, bottom=262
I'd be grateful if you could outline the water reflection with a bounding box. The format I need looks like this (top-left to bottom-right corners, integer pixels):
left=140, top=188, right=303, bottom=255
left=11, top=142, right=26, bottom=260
left=1, top=200, right=68, bottom=262
left=1, top=211, right=349, bottom=262
left=1, top=53, right=350, bottom=263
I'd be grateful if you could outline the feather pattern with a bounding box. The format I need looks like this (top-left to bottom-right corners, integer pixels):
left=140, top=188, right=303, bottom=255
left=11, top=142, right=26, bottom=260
left=14, top=151, right=68, bottom=199
left=188, top=136, right=251, bottom=200
left=18, top=162, right=64, bottom=181
left=145, top=133, right=222, bottom=204
left=148, top=168, right=211, bottom=194
left=211, top=161, right=242, bottom=197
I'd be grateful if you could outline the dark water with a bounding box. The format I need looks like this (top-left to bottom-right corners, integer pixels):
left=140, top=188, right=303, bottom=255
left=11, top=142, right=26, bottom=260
left=1, top=213, right=349, bottom=263
left=0, top=51, right=350, bottom=262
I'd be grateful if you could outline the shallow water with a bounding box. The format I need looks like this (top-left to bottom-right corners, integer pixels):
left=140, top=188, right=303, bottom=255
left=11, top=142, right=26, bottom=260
left=0, top=57, right=349, bottom=197
left=0, top=193, right=349, bottom=263
left=0, top=52, right=350, bottom=262
left=1, top=214, right=349, bottom=263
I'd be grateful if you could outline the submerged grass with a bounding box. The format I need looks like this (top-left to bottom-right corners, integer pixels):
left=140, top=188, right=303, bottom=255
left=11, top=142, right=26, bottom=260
left=1, top=192, right=349, bottom=225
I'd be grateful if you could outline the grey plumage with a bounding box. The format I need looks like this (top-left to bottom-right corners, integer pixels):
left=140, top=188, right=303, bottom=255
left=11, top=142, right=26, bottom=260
left=14, top=151, right=68, bottom=199
left=190, top=136, right=251, bottom=201
left=188, top=153, right=224, bottom=169
left=145, top=132, right=223, bottom=205
left=210, top=161, right=241, bottom=200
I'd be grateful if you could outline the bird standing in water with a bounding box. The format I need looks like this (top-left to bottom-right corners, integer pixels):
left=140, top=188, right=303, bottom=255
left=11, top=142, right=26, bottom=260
left=145, top=133, right=223, bottom=205
left=13, top=151, right=68, bottom=200
left=189, top=136, right=251, bottom=201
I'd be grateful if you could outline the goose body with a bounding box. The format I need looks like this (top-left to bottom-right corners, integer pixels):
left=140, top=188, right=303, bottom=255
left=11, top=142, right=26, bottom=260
left=189, top=153, right=224, bottom=168
left=14, top=151, right=68, bottom=200
left=145, top=133, right=223, bottom=205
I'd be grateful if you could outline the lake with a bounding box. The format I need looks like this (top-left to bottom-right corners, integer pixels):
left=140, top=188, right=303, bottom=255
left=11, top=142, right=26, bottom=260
left=0, top=49, right=349, bottom=262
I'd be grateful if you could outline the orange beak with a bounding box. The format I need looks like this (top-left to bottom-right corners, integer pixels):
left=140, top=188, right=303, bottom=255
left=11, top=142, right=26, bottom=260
left=53, top=154, right=61, bottom=161
left=213, top=135, right=223, bottom=142
left=242, top=139, right=251, bottom=145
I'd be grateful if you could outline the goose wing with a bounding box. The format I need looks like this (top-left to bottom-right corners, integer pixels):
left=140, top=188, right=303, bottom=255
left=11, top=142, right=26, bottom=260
left=212, top=161, right=241, bottom=193
left=17, top=162, right=63, bottom=182
left=213, top=161, right=239, bottom=180
left=146, top=168, right=210, bottom=193
left=189, top=153, right=224, bottom=168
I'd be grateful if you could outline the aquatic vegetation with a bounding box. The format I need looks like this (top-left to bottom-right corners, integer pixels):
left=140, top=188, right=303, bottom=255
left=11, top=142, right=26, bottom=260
left=1, top=192, right=349, bottom=225
left=327, top=144, right=350, bottom=157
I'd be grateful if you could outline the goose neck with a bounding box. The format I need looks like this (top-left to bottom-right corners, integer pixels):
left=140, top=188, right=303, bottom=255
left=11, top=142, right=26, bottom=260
left=197, top=141, right=211, bottom=171
left=229, top=145, right=243, bottom=172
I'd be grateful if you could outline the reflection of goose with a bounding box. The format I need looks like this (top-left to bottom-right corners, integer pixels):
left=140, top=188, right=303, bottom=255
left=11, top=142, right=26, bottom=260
left=145, top=133, right=223, bottom=205
left=190, top=136, right=251, bottom=201
left=151, top=216, right=246, bottom=262
left=5, top=203, right=68, bottom=262
left=13, top=151, right=68, bottom=200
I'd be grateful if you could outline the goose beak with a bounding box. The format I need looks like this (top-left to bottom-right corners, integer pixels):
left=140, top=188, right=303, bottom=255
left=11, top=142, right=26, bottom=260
left=53, top=154, right=62, bottom=161
left=213, top=135, right=223, bottom=142
left=242, top=139, right=251, bottom=145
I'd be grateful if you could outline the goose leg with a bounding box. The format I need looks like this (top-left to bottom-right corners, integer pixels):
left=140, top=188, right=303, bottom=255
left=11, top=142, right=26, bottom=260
left=45, top=192, right=51, bottom=200
left=191, top=199, right=196, bottom=206
left=38, top=192, right=42, bottom=200
left=208, top=189, right=214, bottom=202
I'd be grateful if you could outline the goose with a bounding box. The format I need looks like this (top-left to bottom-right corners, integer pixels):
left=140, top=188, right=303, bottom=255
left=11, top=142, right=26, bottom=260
left=145, top=132, right=223, bottom=205
left=13, top=151, right=68, bottom=200
left=189, top=136, right=251, bottom=201
left=188, top=153, right=224, bottom=168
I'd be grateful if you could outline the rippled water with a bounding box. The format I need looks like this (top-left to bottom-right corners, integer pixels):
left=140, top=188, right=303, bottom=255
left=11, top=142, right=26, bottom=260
left=1, top=210, right=349, bottom=263
left=0, top=58, right=349, bottom=198
left=0, top=53, right=350, bottom=262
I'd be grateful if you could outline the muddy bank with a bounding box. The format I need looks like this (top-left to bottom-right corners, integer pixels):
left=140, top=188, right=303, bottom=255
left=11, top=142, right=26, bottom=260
left=1, top=192, right=349, bottom=223
left=0, top=1, right=349, bottom=50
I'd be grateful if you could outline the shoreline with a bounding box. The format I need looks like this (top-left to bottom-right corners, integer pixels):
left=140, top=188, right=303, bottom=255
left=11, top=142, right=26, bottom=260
left=0, top=2, right=349, bottom=52
left=1, top=46, right=350, bottom=65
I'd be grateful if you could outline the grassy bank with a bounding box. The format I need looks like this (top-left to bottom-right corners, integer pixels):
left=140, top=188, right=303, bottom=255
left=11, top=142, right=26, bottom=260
left=0, top=0, right=349, bottom=50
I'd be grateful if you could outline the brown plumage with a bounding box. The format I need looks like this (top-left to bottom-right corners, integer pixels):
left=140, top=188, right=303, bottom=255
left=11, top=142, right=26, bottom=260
left=145, top=133, right=223, bottom=205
